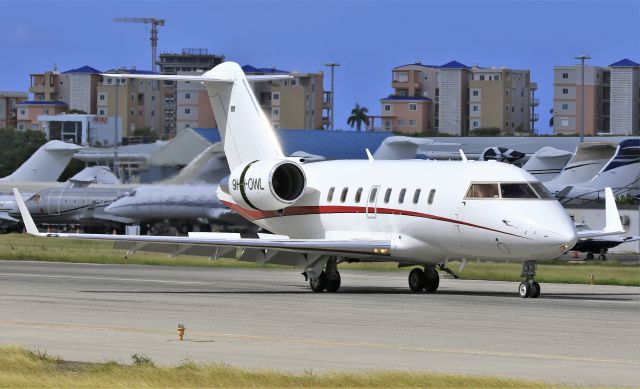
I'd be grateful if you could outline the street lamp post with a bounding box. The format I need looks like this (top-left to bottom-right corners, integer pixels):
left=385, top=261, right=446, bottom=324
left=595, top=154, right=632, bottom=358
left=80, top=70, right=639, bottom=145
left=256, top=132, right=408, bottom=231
left=324, top=62, right=340, bottom=130
left=575, top=53, right=591, bottom=143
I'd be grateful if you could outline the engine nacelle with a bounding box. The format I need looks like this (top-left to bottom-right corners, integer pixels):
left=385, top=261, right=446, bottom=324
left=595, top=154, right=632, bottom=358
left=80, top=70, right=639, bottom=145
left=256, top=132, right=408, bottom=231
left=228, top=159, right=306, bottom=211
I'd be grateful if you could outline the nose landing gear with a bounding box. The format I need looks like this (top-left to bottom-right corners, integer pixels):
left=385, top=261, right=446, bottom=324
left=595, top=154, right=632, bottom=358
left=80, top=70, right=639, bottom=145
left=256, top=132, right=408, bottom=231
left=519, top=260, right=540, bottom=298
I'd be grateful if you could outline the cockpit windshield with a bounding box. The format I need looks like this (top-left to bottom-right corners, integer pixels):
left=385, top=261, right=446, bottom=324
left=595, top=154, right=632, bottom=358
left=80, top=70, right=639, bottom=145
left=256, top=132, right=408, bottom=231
left=465, top=182, right=554, bottom=200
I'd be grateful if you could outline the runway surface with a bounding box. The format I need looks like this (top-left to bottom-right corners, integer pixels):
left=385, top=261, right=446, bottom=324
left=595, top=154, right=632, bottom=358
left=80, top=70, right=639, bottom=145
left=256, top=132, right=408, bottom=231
left=0, top=260, right=638, bottom=387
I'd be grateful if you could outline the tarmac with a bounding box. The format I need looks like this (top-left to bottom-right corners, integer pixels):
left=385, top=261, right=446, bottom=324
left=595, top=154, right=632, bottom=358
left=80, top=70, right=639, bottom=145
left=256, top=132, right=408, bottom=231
left=0, top=260, right=638, bottom=387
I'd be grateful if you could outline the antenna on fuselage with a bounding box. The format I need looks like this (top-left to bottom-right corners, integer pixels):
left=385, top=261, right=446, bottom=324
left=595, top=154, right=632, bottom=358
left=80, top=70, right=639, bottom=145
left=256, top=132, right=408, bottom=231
left=365, top=148, right=374, bottom=162
left=459, top=149, right=468, bottom=162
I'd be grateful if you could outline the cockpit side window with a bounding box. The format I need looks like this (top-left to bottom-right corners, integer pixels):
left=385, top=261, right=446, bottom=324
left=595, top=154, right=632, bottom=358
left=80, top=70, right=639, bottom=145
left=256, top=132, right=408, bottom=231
left=529, top=183, right=553, bottom=199
left=129, top=191, right=137, bottom=197
left=465, top=183, right=499, bottom=198
left=500, top=183, right=538, bottom=199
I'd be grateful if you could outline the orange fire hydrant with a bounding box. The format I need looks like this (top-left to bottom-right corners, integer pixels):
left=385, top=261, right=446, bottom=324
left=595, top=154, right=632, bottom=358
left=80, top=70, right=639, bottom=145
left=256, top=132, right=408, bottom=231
left=178, top=324, right=185, bottom=341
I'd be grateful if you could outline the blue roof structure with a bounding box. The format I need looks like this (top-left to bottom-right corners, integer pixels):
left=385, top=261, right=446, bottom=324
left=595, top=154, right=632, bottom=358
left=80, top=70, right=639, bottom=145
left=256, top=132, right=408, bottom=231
left=439, top=60, right=470, bottom=69
left=62, top=65, right=102, bottom=74
left=393, top=63, right=440, bottom=69
left=18, top=100, right=67, bottom=105
left=242, top=64, right=288, bottom=74
left=609, top=58, right=639, bottom=67
left=381, top=95, right=431, bottom=101
left=192, top=128, right=393, bottom=160
left=104, top=69, right=158, bottom=75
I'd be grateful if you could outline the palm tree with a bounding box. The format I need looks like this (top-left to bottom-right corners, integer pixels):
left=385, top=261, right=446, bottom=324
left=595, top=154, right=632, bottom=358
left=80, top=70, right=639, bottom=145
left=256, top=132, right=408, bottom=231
left=549, top=108, right=554, bottom=129
left=347, top=103, right=369, bottom=131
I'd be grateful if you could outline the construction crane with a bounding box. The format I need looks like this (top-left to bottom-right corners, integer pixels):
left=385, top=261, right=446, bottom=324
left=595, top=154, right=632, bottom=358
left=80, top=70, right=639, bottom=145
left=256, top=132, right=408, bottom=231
left=113, top=17, right=165, bottom=72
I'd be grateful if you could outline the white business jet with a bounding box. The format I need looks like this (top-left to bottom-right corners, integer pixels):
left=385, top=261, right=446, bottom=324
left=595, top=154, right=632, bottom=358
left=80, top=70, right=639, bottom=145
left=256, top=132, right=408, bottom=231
left=14, top=62, right=580, bottom=298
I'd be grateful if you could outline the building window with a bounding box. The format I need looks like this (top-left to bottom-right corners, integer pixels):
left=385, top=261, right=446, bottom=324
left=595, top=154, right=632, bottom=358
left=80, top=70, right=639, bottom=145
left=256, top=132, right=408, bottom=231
left=291, top=79, right=297, bottom=86
left=494, top=75, right=500, bottom=81
left=521, top=107, right=524, bottom=113
left=506, top=89, right=509, bottom=96
left=472, top=120, right=479, bottom=127
left=272, top=108, right=279, bottom=116
left=511, top=106, right=514, bottom=112
left=408, top=103, right=417, bottom=111
left=151, top=110, right=155, bottom=116
left=99, top=94, right=105, bottom=101
left=185, top=108, right=190, bottom=114
left=505, top=121, right=509, bottom=127
left=423, top=75, right=428, bottom=81
left=98, top=109, right=105, bottom=115
left=273, top=92, right=280, bottom=100
left=480, top=75, right=485, bottom=81
left=562, top=103, right=568, bottom=110
left=561, top=118, right=569, bottom=127
left=32, top=123, right=38, bottom=130
left=19, top=109, right=25, bottom=115
left=562, top=72, right=569, bottom=79
left=505, top=105, right=509, bottom=112
left=398, top=119, right=405, bottom=126
left=472, top=105, right=479, bottom=112
left=472, top=90, right=479, bottom=96
left=384, top=104, right=391, bottom=112
left=44, top=109, right=49, bottom=114
left=107, top=78, right=112, bottom=85
left=562, top=88, right=569, bottom=95
left=185, top=93, right=191, bottom=99
left=393, top=72, right=409, bottom=82
left=152, top=95, right=155, bottom=101
left=409, top=120, right=416, bottom=127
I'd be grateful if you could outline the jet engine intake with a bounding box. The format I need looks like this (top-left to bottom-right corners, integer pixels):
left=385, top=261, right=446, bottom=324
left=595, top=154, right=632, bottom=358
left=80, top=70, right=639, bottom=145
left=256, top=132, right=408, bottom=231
left=229, top=159, right=306, bottom=211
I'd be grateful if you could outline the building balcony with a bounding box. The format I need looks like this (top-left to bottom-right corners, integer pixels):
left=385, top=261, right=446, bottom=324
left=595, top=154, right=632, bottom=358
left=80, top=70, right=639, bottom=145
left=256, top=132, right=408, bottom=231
left=392, top=80, right=420, bottom=90
left=531, top=113, right=539, bottom=121
left=531, top=98, right=539, bottom=107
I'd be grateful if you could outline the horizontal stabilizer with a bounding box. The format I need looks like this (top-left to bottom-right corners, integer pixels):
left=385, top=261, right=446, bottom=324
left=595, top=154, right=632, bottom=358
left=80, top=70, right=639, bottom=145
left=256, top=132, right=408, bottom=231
left=101, top=73, right=292, bottom=83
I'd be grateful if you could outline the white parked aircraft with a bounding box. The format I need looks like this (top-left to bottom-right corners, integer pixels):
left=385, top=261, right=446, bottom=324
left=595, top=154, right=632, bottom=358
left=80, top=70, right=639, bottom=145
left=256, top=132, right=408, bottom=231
left=14, top=62, right=582, bottom=298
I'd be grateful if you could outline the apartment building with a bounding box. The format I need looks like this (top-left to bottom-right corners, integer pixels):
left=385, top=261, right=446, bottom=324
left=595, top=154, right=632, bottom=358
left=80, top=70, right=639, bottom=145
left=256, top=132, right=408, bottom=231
left=175, top=71, right=217, bottom=133
left=0, top=91, right=28, bottom=128
left=58, top=66, right=102, bottom=114
left=159, top=49, right=225, bottom=135
left=16, top=101, right=67, bottom=131
left=553, top=58, right=639, bottom=136
left=97, top=69, right=165, bottom=138
left=381, top=61, right=534, bottom=135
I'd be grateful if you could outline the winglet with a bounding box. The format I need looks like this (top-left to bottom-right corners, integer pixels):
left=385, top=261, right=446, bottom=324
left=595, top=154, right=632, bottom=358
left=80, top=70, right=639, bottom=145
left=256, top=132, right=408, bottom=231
left=365, top=148, right=374, bottom=162
left=12, top=188, right=40, bottom=236
left=603, top=187, right=624, bottom=234
left=459, top=149, right=468, bottom=162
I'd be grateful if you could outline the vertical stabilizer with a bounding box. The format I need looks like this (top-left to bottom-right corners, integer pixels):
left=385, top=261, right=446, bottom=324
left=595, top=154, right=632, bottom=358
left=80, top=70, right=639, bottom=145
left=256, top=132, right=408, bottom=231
left=202, top=62, right=285, bottom=170
left=1, top=140, right=82, bottom=182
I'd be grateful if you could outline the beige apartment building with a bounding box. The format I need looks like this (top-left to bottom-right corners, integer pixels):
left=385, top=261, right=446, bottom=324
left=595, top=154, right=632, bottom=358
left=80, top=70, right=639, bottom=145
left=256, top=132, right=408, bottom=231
left=97, top=69, right=165, bottom=137
left=58, top=66, right=102, bottom=114
left=553, top=58, right=639, bottom=136
left=380, top=61, right=535, bottom=135
left=174, top=65, right=324, bottom=133
left=0, top=91, right=28, bottom=128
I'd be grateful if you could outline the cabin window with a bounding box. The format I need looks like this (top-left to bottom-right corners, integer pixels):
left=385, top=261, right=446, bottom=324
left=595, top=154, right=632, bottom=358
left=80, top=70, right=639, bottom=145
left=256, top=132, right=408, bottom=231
left=398, top=188, right=406, bottom=204
left=427, top=189, right=436, bottom=204
left=500, top=183, right=538, bottom=199
left=369, top=187, right=378, bottom=203
left=529, top=183, right=553, bottom=199
left=413, top=189, right=421, bottom=204
left=355, top=187, right=363, bottom=203
left=340, top=187, right=348, bottom=203
left=384, top=188, right=392, bottom=203
left=327, top=187, right=335, bottom=202
left=466, top=183, right=499, bottom=198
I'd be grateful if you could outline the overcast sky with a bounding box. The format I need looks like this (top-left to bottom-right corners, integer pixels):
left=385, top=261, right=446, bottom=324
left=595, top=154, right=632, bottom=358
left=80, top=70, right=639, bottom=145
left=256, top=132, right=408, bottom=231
left=1, top=0, right=639, bottom=134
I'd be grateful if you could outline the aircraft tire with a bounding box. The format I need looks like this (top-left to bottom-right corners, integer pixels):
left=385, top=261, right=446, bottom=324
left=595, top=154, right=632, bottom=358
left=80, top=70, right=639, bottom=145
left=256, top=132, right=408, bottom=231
left=408, top=268, right=426, bottom=292
left=309, top=271, right=328, bottom=292
left=518, top=282, right=531, bottom=298
left=325, top=271, right=341, bottom=292
left=530, top=281, right=541, bottom=298
left=424, top=268, right=439, bottom=293
left=586, top=252, right=594, bottom=260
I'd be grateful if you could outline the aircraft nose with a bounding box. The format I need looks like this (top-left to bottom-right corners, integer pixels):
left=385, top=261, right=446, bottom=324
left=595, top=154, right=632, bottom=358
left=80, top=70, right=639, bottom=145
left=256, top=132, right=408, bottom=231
left=545, top=221, right=578, bottom=252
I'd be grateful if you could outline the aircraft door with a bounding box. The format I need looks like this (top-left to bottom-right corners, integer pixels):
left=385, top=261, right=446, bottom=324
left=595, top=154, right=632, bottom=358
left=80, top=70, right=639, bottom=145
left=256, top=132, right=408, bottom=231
left=47, top=189, right=62, bottom=216
left=366, top=185, right=380, bottom=219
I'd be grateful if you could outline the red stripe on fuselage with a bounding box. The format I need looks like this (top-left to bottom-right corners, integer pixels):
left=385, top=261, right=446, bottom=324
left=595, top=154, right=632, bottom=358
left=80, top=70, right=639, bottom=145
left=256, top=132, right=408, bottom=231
left=220, top=201, right=525, bottom=239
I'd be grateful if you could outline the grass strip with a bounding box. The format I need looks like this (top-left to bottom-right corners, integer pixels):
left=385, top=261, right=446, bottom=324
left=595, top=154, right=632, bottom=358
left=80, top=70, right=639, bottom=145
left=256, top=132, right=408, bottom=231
left=1, top=233, right=638, bottom=286
left=0, top=346, right=558, bottom=388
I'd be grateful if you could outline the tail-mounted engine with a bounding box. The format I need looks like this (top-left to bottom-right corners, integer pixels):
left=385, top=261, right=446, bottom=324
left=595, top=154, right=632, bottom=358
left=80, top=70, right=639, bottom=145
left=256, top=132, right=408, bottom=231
left=228, top=159, right=306, bottom=211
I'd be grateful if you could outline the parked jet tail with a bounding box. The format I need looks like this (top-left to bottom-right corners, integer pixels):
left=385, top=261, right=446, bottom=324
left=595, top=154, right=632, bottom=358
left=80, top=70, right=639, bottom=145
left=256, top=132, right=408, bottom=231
left=0, top=140, right=82, bottom=182
left=521, top=146, right=573, bottom=182
left=104, top=63, right=291, bottom=170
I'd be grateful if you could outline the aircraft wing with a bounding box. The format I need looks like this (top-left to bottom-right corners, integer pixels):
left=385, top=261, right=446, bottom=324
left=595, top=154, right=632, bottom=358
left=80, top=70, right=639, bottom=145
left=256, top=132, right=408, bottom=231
left=0, top=212, right=18, bottom=223
left=576, top=187, right=625, bottom=239
left=13, top=189, right=391, bottom=266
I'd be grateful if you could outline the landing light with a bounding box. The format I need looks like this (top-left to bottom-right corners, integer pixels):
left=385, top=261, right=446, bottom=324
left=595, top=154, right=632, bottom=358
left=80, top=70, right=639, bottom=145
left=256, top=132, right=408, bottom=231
left=373, top=248, right=389, bottom=255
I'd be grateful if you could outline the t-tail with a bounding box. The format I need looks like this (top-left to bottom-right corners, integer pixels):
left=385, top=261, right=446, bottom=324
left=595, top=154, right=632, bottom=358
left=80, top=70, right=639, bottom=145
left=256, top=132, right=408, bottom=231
left=102, top=62, right=290, bottom=170
left=0, top=140, right=82, bottom=182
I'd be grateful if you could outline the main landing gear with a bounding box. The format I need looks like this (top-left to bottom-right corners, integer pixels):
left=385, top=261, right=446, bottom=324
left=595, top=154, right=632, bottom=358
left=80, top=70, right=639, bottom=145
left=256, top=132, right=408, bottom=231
left=519, top=260, right=540, bottom=298
left=309, top=257, right=341, bottom=293
left=408, top=266, right=439, bottom=293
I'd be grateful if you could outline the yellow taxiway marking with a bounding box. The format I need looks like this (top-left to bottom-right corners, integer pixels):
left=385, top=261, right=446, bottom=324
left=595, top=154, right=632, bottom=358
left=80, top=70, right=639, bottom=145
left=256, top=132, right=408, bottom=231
left=1, top=319, right=639, bottom=366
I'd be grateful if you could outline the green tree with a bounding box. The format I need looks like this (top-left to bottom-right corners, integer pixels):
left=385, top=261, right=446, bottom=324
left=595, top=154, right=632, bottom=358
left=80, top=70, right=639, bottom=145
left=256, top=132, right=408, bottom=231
left=347, top=103, right=369, bottom=132
left=549, top=108, right=554, bottom=128
left=0, top=128, right=47, bottom=178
